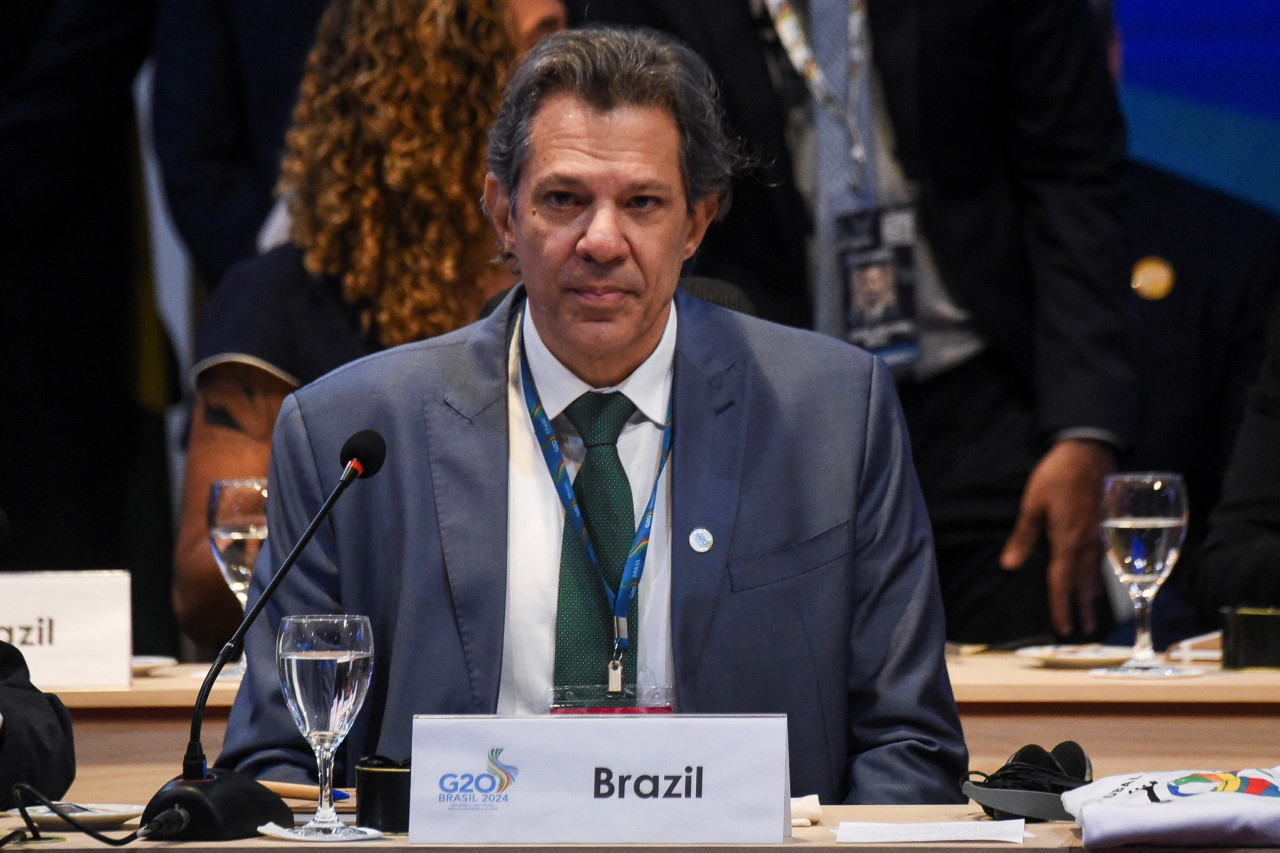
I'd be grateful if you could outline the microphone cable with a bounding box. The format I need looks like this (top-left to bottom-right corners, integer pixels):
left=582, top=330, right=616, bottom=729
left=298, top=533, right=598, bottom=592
left=4, top=783, right=188, bottom=846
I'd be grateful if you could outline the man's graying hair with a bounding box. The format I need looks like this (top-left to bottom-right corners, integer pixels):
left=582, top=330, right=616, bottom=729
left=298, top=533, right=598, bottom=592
left=487, top=26, right=737, bottom=220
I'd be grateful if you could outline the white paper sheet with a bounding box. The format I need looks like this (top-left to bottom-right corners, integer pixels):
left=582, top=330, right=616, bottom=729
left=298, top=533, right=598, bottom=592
left=836, top=819, right=1025, bottom=844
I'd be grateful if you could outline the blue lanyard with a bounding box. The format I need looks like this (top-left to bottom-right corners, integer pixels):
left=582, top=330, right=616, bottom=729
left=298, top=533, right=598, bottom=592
left=518, top=326, right=672, bottom=657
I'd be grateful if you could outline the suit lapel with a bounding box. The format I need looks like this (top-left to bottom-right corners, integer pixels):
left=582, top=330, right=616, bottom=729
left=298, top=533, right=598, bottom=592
left=422, top=293, right=520, bottom=712
left=669, top=294, right=749, bottom=695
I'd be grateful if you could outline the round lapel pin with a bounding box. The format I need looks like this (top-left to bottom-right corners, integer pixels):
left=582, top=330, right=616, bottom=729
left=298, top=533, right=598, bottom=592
left=689, top=528, right=714, bottom=553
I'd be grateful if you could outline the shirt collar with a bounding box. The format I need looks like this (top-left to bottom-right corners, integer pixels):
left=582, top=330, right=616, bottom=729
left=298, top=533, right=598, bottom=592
left=522, top=299, right=677, bottom=427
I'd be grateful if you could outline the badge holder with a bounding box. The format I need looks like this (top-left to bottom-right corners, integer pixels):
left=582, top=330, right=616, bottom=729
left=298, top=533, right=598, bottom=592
left=549, top=684, right=674, bottom=715
left=838, top=203, right=920, bottom=372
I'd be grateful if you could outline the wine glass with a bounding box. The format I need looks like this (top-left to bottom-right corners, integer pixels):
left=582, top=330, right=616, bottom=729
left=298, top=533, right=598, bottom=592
left=277, top=614, right=376, bottom=839
left=1099, top=472, right=1188, bottom=676
left=208, top=478, right=268, bottom=674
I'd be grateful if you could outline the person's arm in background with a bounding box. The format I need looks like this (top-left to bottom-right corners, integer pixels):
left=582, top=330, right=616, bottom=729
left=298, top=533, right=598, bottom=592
left=0, top=642, right=75, bottom=809
left=1002, top=438, right=1116, bottom=636
left=174, top=363, right=293, bottom=648
left=1194, top=295, right=1280, bottom=622
left=995, top=0, right=1133, bottom=637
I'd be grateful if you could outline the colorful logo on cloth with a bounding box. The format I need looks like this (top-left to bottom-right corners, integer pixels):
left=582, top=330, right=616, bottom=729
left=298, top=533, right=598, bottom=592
left=486, top=748, right=519, bottom=793
left=1168, top=772, right=1280, bottom=798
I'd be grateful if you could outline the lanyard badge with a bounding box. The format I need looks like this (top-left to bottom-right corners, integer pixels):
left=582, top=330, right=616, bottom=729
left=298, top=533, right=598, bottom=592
left=761, top=0, right=921, bottom=371
left=518, top=330, right=672, bottom=697
left=838, top=205, right=921, bottom=372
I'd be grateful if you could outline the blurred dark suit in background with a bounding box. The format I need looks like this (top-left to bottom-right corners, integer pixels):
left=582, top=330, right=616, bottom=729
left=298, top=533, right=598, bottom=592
left=1119, top=161, right=1280, bottom=642
left=1, top=1, right=178, bottom=654
left=1186, top=251, right=1280, bottom=629
left=150, top=0, right=330, bottom=290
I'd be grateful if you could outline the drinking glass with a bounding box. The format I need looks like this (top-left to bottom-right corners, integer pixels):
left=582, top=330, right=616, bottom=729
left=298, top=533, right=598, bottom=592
left=208, top=478, right=268, bottom=674
left=1099, top=472, right=1188, bottom=676
left=277, top=614, right=376, bottom=839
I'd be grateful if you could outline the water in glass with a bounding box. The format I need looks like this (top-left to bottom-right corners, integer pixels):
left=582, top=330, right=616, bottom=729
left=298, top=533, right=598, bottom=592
left=280, top=649, right=373, bottom=751
left=209, top=522, right=266, bottom=607
left=276, top=614, right=376, bottom=839
left=1100, top=473, right=1188, bottom=675
left=208, top=478, right=269, bottom=677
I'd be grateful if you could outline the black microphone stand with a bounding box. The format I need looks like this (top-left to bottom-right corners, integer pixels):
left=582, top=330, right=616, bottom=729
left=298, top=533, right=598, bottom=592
left=140, top=460, right=367, bottom=840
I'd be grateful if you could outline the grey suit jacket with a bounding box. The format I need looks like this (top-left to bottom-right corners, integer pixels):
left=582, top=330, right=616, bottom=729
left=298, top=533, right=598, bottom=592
left=217, top=289, right=967, bottom=805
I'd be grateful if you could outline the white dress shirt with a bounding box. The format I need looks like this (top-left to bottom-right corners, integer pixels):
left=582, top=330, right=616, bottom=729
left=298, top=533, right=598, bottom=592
left=497, top=302, right=676, bottom=714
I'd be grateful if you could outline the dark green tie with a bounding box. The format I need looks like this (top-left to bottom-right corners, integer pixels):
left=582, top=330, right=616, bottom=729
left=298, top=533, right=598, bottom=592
left=554, top=391, right=638, bottom=698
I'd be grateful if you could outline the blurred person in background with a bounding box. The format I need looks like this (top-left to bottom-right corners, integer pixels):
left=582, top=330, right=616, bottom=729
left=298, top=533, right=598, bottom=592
left=1084, top=0, right=1280, bottom=644
left=2, top=2, right=178, bottom=656
left=568, top=0, right=1135, bottom=645
left=151, top=0, right=568, bottom=290
left=170, top=0, right=566, bottom=649
left=150, top=0, right=330, bottom=292
left=1189, top=293, right=1280, bottom=624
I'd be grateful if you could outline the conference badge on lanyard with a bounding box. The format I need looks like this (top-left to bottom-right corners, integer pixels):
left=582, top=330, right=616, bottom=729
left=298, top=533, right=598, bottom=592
left=518, top=325, right=674, bottom=714
left=839, top=203, right=920, bottom=372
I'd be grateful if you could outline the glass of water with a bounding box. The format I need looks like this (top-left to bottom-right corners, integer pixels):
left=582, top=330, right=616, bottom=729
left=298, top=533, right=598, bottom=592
left=1100, top=472, right=1188, bottom=676
left=208, top=478, right=268, bottom=673
left=277, top=614, right=375, bottom=839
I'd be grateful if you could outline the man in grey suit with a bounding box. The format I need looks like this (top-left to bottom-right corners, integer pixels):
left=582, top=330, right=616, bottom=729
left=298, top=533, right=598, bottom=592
left=218, top=26, right=966, bottom=805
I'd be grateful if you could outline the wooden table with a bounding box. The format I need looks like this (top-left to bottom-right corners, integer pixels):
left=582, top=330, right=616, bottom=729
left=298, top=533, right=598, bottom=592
left=55, top=664, right=237, bottom=805
left=948, top=652, right=1280, bottom=779
left=7, top=802, right=1276, bottom=851
left=48, top=656, right=1280, bottom=809
left=0, top=803, right=1081, bottom=851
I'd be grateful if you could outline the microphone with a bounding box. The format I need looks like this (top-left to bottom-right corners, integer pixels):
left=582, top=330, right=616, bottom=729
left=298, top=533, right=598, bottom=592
left=340, top=429, right=387, bottom=480
left=141, top=429, right=388, bottom=840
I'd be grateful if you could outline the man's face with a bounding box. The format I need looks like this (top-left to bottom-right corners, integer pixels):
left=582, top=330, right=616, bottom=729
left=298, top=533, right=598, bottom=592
left=484, top=92, right=718, bottom=387
left=857, top=263, right=894, bottom=309
left=506, top=0, right=567, bottom=54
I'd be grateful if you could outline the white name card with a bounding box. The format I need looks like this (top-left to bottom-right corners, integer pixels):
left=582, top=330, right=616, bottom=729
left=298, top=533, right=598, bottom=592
left=0, top=571, right=131, bottom=687
left=409, top=714, right=789, bottom=844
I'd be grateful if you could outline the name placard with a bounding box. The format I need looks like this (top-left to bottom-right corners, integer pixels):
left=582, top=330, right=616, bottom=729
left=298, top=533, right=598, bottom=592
left=408, top=714, right=789, bottom=844
left=0, top=571, right=131, bottom=687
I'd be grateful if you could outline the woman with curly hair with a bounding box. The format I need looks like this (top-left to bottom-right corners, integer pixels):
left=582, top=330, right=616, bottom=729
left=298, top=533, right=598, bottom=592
left=172, top=0, right=567, bottom=647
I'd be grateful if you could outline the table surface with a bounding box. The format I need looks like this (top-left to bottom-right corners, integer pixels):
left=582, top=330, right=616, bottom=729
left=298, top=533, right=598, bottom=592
left=943, top=651, right=1280, bottom=778
left=945, top=651, right=1280, bottom=703
left=0, top=803, right=1078, bottom=851
left=54, top=664, right=241, bottom=709
left=31, top=656, right=1280, bottom=850
left=66, top=653, right=1280, bottom=710
left=3, top=803, right=1273, bottom=852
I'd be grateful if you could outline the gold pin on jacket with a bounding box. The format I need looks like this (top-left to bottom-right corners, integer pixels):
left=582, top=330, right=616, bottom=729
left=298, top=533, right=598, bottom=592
left=1131, top=256, right=1175, bottom=300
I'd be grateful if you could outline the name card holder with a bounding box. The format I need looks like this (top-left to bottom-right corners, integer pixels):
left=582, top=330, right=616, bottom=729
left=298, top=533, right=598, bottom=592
left=409, top=714, right=789, bottom=844
left=0, top=570, right=131, bottom=687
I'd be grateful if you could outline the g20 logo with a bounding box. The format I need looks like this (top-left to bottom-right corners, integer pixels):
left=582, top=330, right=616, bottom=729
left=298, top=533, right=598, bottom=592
left=438, top=748, right=519, bottom=794
left=439, top=772, right=502, bottom=793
